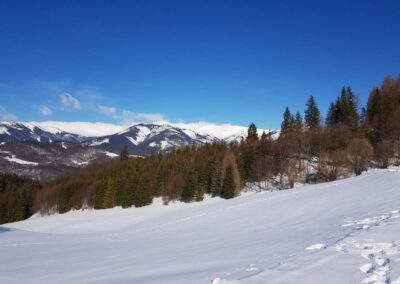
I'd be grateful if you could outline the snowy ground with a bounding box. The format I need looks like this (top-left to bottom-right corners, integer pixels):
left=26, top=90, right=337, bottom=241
left=1, top=169, right=400, bottom=284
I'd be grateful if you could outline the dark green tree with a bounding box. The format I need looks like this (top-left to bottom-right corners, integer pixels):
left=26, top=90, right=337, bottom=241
left=247, top=123, right=259, bottom=141
left=222, top=166, right=236, bottom=199
left=181, top=172, right=196, bottom=202
left=304, top=96, right=321, bottom=129
left=294, top=111, right=303, bottom=129
left=281, top=107, right=293, bottom=132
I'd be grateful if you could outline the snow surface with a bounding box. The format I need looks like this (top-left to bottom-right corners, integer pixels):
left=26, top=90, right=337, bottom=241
left=3, top=155, right=38, bottom=166
left=1, top=169, right=400, bottom=283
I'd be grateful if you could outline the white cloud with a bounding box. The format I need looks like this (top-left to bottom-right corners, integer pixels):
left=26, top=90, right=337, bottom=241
left=60, top=93, right=81, bottom=109
left=0, top=106, right=17, bottom=121
left=98, top=105, right=117, bottom=116
left=39, top=105, right=53, bottom=116
left=122, top=110, right=165, bottom=124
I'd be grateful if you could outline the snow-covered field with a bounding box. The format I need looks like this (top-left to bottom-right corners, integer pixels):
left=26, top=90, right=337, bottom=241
left=1, top=169, right=400, bottom=283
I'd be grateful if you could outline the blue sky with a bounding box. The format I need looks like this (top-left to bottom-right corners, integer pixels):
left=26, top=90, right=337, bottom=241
left=0, top=0, right=399, bottom=129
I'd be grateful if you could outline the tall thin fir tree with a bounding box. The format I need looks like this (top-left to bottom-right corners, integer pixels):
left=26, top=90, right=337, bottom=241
left=222, top=166, right=236, bottom=199
left=294, top=111, right=303, bottom=130
left=281, top=107, right=293, bottom=132
left=304, top=96, right=321, bottom=129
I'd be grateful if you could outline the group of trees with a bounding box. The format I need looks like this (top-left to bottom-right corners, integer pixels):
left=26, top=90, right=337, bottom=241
left=0, top=173, right=41, bottom=224
left=0, top=75, right=399, bottom=224
left=33, top=143, right=241, bottom=215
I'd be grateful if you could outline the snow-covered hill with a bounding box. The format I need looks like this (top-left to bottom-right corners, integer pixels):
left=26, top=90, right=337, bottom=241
left=1, top=169, right=400, bottom=283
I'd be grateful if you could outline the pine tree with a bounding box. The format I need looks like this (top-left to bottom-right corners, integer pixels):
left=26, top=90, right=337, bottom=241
left=325, top=102, right=337, bottom=127
left=281, top=107, right=293, bottom=132
left=294, top=111, right=303, bottom=130
left=257, top=131, right=271, bottom=157
left=181, top=172, right=196, bottom=202
left=304, top=96, right=321, bottom=129
left=102, top=177, right=115, bottom=208
left=132, top=176, right=152, bottom=207
left=247, top=123, right=258, bottom=141
left=222, top=166, right=236, bottom=199
left=194, top=185, right=205, bottom=202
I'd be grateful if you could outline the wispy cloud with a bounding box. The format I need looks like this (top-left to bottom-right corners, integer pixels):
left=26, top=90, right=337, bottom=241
left=39, top=105, right=53, bottom=116
left=0, top=106, right=17, bottom=121
left=122, top=110, right=165, bottom=124
left=60, top=93, right=81, bottom=109
left=98, top=105, right=117, bottom=117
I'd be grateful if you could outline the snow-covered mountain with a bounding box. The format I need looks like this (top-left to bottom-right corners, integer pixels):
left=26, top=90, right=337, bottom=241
left=87, top=123, right=222, bottom=156
left=0, top=122, right=89, bottom=143
left=1, top=169, right=400, bottom=283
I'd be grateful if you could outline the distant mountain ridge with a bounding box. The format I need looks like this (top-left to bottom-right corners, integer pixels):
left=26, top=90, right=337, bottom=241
left=0, top=122, right=89, bottom=143
left=87, top=123, right=222, bottom=156
left=0, top=121, right=277, bottom=180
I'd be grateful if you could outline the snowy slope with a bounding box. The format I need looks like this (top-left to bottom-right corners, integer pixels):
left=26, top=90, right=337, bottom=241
left=1, top=169, right=400, bottom=283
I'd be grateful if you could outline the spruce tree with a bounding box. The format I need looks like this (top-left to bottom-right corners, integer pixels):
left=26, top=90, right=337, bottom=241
left=294, top=111, right=303, bottom=129
left=325, top=102, right=337, bottom=127
left=281, top=107, right=293, bottom=132
left=102, top=177, right=115, bottom=208
left=304, top=96, right=321, bottom=129
left=181, top=172, right=196, bottom=202
left=257, top=131, right=271, bottom=157
left=247, top=123, right=259, bottom=141
left=222, top=166, right=236, bottom=199
left=194, top=185, right=205, bottom=202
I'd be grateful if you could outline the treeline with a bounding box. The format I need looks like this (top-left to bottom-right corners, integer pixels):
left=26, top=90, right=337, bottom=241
left=34, top=144, right=241, bottom=214
left=0, top=74, right=399, bottom=224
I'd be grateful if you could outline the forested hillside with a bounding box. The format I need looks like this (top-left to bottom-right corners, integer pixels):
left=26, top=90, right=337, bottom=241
left=1, top=75, right=399, bottom=224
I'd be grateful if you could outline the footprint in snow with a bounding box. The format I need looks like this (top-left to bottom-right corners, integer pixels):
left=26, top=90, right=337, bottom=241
left=360, top=263, right=374, bottom=274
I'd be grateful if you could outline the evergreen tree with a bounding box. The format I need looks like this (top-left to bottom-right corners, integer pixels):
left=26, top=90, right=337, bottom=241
left=132, top=177, right=152, bottom=207
left=304, top=96, right=321, bottom=129
left=102, top=177, right=115, bottom=208
left=194, top=185, right=205, bottom=202
left=294, top=111, right=303, bottom=130
left=247, top=123, right=258, bottom=141
left=325, top=102, right=337, bottom=127
left=181, top=171, right=196, bottom=202
left=326, top=87, right=359, bottom=130
left=222, top=166, right=236, bottom=199
left=257, top=131, right=271, bottom=157
left=281, top=107, right=293, bottom=132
